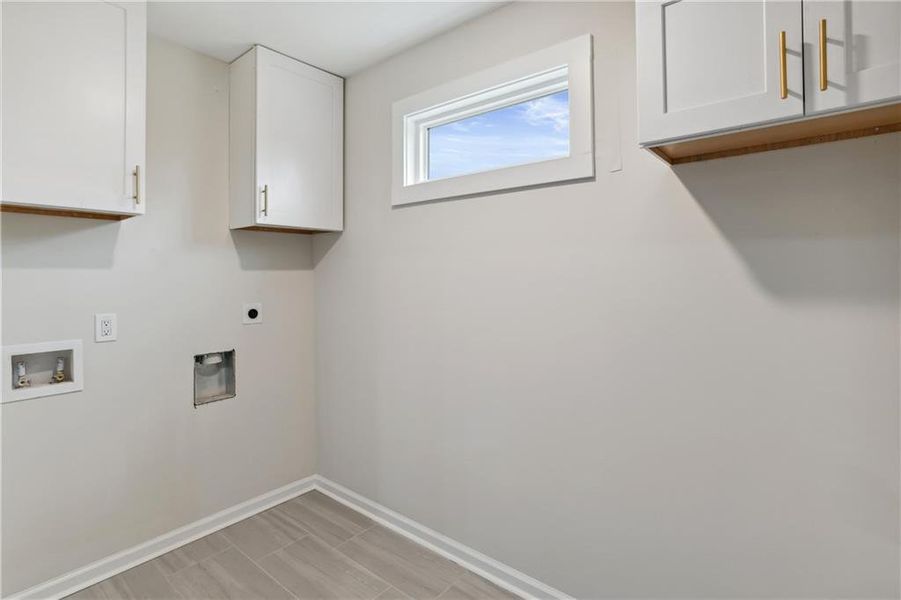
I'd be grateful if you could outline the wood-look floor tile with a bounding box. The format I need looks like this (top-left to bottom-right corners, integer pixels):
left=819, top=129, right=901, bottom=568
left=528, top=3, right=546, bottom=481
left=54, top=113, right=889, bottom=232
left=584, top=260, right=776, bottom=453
left=150, top=532, right=231, bottom=576
left=274, top=493, right=367, bottom=547
left=258, top=535, right=389, bottom=599
left=221, top=508, right=308, bottom=560
left=437, top=572, right=520, bottom=600
left=67, top=561, right=180, bottom=600
left=296, top=490, right=374, bottom=532
left=336, top=526, right=463, bottom=599
left=66, top=493, right=519, bottom=600
left=168, top=546, right=293, bottom=599
left=374, top=586, right=412, bottom=600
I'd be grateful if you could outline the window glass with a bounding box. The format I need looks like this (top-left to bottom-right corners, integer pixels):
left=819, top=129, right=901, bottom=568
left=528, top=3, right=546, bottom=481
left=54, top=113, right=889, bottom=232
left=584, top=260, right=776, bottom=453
left=427, top=89, right=570, bottom=181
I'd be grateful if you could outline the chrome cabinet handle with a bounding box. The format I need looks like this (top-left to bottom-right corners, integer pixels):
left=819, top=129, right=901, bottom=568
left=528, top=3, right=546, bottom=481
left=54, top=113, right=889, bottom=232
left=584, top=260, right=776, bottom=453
left=261, top=184, right=269, bottom=216
left=132, top=165, right=141, bottom=204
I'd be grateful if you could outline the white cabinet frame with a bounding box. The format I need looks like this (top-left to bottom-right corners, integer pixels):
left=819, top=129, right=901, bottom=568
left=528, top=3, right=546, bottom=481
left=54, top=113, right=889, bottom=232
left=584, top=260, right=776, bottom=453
left=229, top=45, right=344, bottom=232
left=803, top=0, right=901, bottom=115
left=1, top=1, right=146, bottom=218
left=637, top=0, right=804, bottom=145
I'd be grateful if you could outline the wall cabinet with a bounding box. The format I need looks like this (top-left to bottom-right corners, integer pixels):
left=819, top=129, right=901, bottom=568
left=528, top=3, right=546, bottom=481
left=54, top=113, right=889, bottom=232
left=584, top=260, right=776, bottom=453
left=803, top=1, right=901, bottom=115
left=229, top=46, right=344, bottom=233
left=637, top=0, right=804, bottom=144
left=1, top=1, right=146, bottom=219
left=636, top=0, right=901, bottom=163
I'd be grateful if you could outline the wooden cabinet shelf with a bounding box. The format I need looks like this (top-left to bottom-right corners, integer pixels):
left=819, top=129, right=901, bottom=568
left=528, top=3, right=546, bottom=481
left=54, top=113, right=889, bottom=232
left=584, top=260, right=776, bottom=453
left=650, top=102, right=901, bottom=165
left=0, top=205, right=134, bottom=221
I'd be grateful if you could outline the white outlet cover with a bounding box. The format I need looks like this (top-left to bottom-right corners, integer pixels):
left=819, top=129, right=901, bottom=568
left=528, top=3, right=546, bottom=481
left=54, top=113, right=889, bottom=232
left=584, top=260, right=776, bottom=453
left=94, top=313, right=117, bottom=342
left=243, top=303, right=263, bottom=325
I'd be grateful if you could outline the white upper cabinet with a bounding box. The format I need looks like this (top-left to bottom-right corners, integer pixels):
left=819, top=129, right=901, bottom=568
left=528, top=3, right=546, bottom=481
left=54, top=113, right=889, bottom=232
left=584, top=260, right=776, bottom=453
left=637, top=0, right=804, bottom=145
left=1, top=2, right=146, bottom=218
left=229, top=46, right=344, bottom=233
left=803, top=1, right=901, bottom=115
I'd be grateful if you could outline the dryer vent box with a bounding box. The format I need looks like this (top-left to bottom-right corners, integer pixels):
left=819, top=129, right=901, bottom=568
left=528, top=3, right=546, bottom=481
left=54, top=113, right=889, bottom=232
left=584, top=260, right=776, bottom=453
left=194, top=350, right=235, bottom=406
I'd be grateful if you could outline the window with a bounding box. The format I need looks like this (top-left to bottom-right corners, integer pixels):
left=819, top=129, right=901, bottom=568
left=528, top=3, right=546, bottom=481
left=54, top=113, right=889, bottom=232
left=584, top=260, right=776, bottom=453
left=428, top=89, right=571, bottom=180
left=392, top=35, right=593, bottom=206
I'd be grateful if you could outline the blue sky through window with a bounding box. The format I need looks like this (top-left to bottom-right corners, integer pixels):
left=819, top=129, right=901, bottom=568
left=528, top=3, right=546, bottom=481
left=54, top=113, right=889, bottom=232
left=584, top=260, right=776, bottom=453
left=427, top=89, right=570, bottom=181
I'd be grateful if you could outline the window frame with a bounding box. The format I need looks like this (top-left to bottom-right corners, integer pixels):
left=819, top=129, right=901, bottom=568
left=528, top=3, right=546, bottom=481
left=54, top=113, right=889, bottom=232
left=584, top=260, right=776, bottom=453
left=392, top=35, right=594, bottom=206
left=418, top=67, right=569, bottom=182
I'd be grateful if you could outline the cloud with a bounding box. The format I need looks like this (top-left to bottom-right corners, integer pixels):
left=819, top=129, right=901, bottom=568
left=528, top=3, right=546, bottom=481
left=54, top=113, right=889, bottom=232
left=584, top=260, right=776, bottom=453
left=520, top=92, right=569, bottom=132
left=428, top=132, right=569, bottom=179
left=448, top=115, right=488, bottom=133
left=427, top=90, right=570, bottom=180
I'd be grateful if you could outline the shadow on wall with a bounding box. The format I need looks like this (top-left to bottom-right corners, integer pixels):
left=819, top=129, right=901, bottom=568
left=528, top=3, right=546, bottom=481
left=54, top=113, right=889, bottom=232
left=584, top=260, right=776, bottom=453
left=312, top=232, right=340, bottom=268
left=230, top=229, right=314, bottom=271
left=1, top=213, right=120, bottom=270
left=673, top=135, right=901, bottom=305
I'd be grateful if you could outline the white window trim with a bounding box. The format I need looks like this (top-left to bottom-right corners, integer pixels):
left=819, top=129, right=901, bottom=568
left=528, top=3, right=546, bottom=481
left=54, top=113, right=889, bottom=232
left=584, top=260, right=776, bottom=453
left=391, top=34, right=594, bottom=206
left=409, top=66, right=569, bottom=184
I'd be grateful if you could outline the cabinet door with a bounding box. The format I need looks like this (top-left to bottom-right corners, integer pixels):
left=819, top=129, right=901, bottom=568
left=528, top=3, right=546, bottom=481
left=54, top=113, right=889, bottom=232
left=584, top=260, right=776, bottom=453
left=255, top=47, right=343, bottom=231
left=2, top=2, right=146, bottom=216
left=637, top=0, right=804, bottom=145
left=804, top=0, right=901, bottom=115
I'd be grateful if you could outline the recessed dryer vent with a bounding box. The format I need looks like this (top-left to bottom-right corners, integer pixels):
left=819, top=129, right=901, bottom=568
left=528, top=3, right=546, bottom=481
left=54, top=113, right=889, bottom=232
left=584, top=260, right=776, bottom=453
left=194, top=350, right=235, bottom=407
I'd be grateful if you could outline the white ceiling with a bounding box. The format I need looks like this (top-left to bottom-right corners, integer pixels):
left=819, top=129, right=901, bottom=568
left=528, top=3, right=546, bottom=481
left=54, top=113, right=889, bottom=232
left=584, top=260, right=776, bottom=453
left=148, top=2, right=503, bottom=76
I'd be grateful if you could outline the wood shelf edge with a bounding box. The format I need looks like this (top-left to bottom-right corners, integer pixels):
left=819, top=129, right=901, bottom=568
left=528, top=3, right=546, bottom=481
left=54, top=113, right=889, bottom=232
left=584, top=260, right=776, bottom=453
left=0, top=205, right=133, bottom=221
left=235, top=225, right=342, bottom=235
left=647, top=102, right=901, bottom=165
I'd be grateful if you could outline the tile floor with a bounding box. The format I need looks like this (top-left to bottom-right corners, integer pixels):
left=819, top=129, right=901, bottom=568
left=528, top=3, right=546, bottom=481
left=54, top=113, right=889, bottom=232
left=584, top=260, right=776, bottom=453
left=68, top=490, right=519, bottom=600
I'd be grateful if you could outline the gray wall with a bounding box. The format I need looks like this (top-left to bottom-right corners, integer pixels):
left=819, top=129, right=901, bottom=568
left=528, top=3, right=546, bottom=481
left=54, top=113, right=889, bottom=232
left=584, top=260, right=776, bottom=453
left=1, top=37, right=317, bottom=595
left=314, top=3, right=901, bottom=597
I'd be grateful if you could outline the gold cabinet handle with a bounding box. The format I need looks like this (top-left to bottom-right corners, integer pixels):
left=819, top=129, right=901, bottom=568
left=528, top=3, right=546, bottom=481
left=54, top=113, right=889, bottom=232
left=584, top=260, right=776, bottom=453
left=261, top=184, right=269, bottom=216
left=779, top=30, right=788, bottom=99
left=819, top=19, right=828, bottom=91
left=132, top=165, right=140, bottom=204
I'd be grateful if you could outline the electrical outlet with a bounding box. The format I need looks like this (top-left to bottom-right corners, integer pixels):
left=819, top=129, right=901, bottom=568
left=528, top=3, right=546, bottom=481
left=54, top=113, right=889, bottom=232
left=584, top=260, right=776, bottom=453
left=243, top=303, right=262, bottom=325
left=94, top=313, right=117, bottom=342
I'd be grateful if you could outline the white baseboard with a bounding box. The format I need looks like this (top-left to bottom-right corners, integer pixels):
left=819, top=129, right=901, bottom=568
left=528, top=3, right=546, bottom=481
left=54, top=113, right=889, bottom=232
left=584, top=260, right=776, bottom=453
left=6, top=476, right=317, bottom=600
left=314, top=475, right=571, bottom=600
left=7, top=474, right=569, bottom=600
